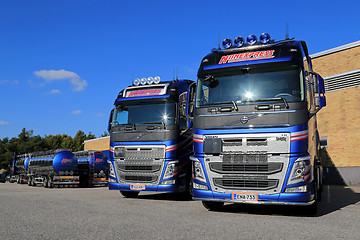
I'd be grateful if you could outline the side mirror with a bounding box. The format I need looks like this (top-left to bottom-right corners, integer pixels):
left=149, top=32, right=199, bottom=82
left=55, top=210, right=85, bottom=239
left=317, top=74, right=326, bottom=108
left=309, top=73, right=326, bottom=118
left=185, top=82, right=196, bottom=120
left=108, top=109, right=114, bottom=132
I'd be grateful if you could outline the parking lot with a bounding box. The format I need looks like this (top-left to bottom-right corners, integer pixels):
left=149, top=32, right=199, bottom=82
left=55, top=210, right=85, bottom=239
left=1, top=182, right=360, bottom=239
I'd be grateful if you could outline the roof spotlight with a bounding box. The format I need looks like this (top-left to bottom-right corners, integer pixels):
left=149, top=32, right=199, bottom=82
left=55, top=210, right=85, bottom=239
left=133, top=78, right=140, bottom=86
left=153, top=76, right=161, bottom=84
left=234, top=36, right=245, bottom=47
left=247, top=34, right=257, bottom=45
left=259, top=32, right=271, bottom=44
left=222, top=38, right=232, bottom=49
left=140, top=78, right=147, bottom=85
left=147, top=77, right=154, bottom=84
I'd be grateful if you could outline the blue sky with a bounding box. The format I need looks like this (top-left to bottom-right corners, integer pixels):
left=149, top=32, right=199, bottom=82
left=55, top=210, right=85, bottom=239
left=0, top=0, right=359, bottom=139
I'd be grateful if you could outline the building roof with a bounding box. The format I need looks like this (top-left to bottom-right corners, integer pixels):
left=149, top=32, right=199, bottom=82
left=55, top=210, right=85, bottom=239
left=84, top=136, right=110, bottom=143
left=310, top=40, right=360, bottom=59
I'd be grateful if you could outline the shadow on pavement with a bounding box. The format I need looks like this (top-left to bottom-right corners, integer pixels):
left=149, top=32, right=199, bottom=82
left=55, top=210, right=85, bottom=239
left=205, top=185, right=360, bottom=217
left=134, top=192, right=193, bottom=202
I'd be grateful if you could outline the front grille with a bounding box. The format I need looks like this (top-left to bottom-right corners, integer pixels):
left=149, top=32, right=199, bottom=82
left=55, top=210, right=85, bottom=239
left=210, top=162, right=283, bottom=174
left=223, top=154, right=268, bottom=163
left=118, top=163, right=161, bottom=172
left=214, top=179, right=278, bottom=190
left=118, top=172, right=158, bottom=183
left=114, top=146, right=165, bottom=160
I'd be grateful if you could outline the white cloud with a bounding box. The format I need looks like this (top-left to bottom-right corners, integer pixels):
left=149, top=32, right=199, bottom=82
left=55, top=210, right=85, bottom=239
left=34, top=69, right=88, bottom=91
left=0, top=120, right=10, bottom=125
left=48, top=89, right=61, bottom=95
left=96, top=113, right=104, bottom=117
left=72, top=110, right=83, bottom=115
left=0, top=80, right=19, bottom=85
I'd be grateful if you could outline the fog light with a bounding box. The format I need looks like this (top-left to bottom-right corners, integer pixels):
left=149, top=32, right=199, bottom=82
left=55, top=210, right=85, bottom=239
left=193, top=182, right=209, bottom=190
left=285, top=185, right=308, bottom=193
left=161, top=180, right=176, bottom=185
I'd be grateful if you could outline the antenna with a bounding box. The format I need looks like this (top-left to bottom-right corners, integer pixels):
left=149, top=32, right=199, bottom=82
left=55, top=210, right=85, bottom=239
left=285, top=22, right=289, bottom=40
left=218, top=32, right=220, bottom=49
left=176, top=68, right=178, bottom=80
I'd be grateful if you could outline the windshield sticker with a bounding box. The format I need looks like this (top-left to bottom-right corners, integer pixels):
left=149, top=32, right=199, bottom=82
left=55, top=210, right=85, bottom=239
left=219, top=50, right=275, bottom=64
left=126, top=89, right=163, bottom=97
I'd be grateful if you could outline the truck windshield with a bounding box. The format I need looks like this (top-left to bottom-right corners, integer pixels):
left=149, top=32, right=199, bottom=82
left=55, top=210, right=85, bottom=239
left=196, top=65, right=304, bottom=108
left=112, top=100, right=176, bottom=127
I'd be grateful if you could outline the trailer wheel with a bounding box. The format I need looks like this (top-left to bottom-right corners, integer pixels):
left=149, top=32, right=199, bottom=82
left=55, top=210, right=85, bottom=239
left=202, top=201, right=224, bottom=211
left=120, top=191, right=139, bottom=198
left=32, top=178, right=36, bottom=187
left=48, top=178, right=53, bottom=188
left=43, top=178, right=48, bottom=188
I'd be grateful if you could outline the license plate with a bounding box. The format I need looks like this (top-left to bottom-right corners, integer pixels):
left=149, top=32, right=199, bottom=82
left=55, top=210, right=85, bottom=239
left=232, top=192, right=258, bottom=202
left=130, top=184, right=145, bottom=190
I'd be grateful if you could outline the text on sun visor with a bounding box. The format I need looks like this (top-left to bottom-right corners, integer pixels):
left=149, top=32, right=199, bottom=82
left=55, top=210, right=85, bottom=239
left=126, top=89, right=163, bottom=97
left=219, top=50, right=275, bottom=64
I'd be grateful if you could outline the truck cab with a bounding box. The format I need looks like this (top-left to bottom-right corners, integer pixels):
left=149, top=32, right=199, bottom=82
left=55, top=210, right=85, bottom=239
left=108, top=77, right=195, bottom=197
left=191, top=33, right=326, bottom=213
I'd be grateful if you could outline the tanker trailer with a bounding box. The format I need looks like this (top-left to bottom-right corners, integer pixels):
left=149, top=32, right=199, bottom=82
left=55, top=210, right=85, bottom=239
left=14, top=154, right=29, bottom=184
left=75, top=150, right=109, bottom=187
left=28, top=149, right=79, bottom=188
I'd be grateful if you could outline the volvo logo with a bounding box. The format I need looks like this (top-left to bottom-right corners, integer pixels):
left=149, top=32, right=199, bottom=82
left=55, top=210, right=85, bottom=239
left=240, top=116, right=249, bottom=124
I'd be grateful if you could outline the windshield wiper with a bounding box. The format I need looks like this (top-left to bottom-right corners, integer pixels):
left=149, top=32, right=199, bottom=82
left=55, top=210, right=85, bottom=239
left=117, top=123, right=136, bottom=130
left=243, top=98, right=289, bottom=109
left=202, top=101, right=239, bottom=111
left=142, top=122, right=166, bottom=129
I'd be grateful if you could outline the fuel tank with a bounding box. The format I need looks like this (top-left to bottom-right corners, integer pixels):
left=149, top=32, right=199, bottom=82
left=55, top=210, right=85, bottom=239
left=89, top=152, right=109, bottom=173
left=29, top=150, right=78, bottom=175
left=14, top=155, right=29, bottom=174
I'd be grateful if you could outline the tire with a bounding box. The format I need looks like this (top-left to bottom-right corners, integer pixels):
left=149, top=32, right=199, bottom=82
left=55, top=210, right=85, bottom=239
left=183, top=178, right=193, bottom=200
left=43, top=178, right=48, bottom=188
left=32, top=178, right=36, bottom=187
left=202, top=201, right=224, bottom=211
left=120, top=191, right=140, bottom=198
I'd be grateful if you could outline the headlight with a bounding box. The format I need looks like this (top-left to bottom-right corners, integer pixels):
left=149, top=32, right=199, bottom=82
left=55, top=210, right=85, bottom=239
left=192, top=158, right=207, bottom=183
left=287, top=156, right=312, bottom=185
left=163, top=162, right=177, bottom=179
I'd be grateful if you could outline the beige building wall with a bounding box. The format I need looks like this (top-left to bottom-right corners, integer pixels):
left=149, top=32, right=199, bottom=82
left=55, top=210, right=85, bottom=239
left=84, top=136, right=110, bottom=151
left=312, top=44, right=360, bottom=167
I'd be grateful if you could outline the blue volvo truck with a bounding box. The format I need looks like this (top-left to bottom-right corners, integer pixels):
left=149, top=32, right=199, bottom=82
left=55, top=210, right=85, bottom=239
left=108, top=77, right=195, bottom=197
left=191, top=33, right=326, bottom=213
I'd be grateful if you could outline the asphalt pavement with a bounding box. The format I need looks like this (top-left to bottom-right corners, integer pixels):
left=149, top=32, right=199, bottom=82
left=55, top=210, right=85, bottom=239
left=1, top=182, right=360, bottom=240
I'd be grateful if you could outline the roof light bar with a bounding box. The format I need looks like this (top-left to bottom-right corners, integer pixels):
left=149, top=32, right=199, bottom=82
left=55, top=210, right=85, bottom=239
left=221, top=32, right=272, bottom=49
left=133, top=76, right=161, bottom=86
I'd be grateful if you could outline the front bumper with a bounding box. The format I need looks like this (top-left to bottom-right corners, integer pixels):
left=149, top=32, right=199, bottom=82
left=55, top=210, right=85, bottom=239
left=109, top=182, right=185, bottom=193
left=192, top=189, right=315, bottom=206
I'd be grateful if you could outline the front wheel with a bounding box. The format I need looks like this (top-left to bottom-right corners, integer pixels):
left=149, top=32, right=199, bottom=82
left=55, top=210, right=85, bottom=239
left=120, top=191, right=140, bottom=198
left=202, top=201, right=224, bottom=211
